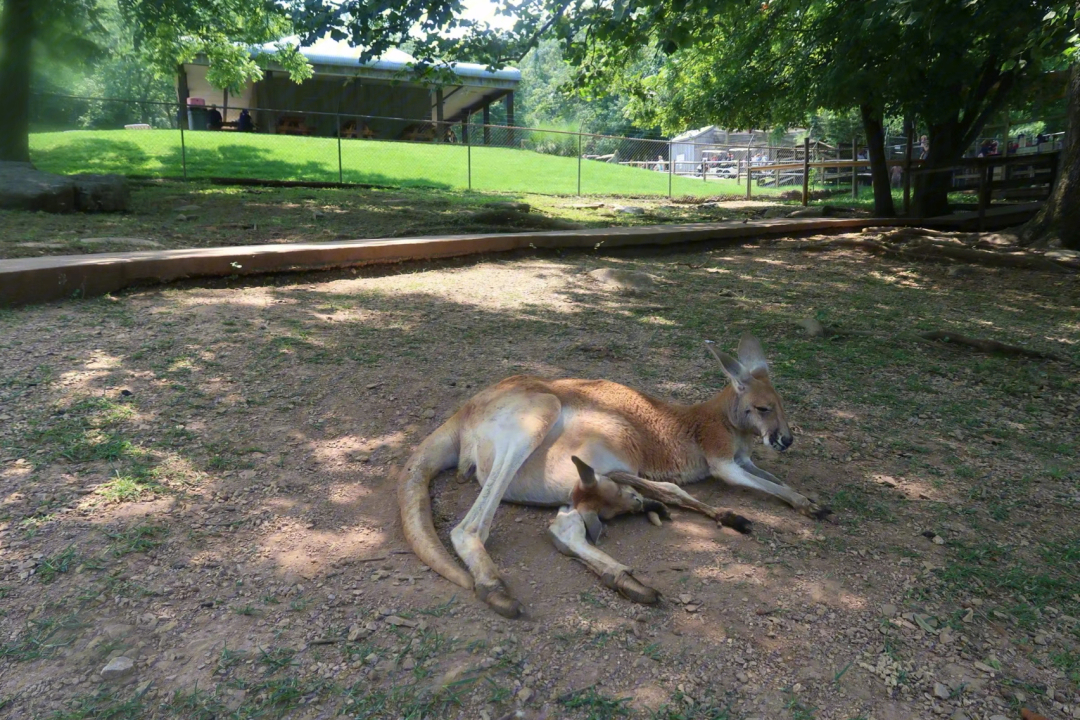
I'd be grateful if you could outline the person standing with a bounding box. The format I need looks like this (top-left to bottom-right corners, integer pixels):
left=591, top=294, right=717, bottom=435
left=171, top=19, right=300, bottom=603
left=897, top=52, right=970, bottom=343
left=207, top=105, right=223, bottom=130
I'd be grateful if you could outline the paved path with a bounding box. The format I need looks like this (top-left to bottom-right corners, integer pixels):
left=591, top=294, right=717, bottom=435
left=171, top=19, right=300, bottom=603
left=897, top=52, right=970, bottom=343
left=0, top=203, right=1040, bottom=307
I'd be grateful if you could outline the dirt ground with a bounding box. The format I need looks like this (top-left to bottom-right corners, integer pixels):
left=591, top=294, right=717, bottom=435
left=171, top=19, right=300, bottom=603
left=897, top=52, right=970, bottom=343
left=1, top=235, right=1078, bottom=720
left=0, top=180, right=859, bottom=260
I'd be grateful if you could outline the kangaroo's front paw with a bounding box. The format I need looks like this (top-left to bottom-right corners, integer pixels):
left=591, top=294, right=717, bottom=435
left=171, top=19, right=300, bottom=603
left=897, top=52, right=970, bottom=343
left=476, top=582, right=523, bottom=619
left=717, top=511, right=753, bottom=534
left=604, top=570, right=660, bottom=604
left=799, top=503, right=835, bottom=523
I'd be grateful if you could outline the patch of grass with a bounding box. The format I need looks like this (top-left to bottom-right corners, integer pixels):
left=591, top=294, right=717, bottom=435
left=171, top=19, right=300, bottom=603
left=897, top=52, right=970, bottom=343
left=105, top=524, right=168, bottom=557
left=1, top=614, right=84, bottom=662
left=936, top=537, right=1080, bottom=625
left=30, top=129, right=756, bottom=198
left=558, top=687, right=632, bottom=719
left=47, top=687, right=149, bottom=720
left=417, top=596, right=457, bottom=617
left=162, top=687, right=229, bottom=720
left=96, top=465, right=164, bottom=503
left=27, top=396, right=141, bottom=466
left=649, top=691, right=732, bottom=720
left=828, top=484, right=895, bottom=524
left=258, top=646, right=297, bottom=673
left=36, top=545, right=78, bottom=583
left=1050, top=649, right=1080, bottom=686
left=579, top=589, right=604, bottom=607
left=785, top=693, right=818, bottom=720
left=217, top=644, right=244, bottom=673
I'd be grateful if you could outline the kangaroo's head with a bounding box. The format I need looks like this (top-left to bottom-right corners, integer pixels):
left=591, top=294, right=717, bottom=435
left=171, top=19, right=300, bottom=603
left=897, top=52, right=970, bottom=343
left=569, top=456, right=668, bottom=542
left=709, top=335, right=794, bottom=452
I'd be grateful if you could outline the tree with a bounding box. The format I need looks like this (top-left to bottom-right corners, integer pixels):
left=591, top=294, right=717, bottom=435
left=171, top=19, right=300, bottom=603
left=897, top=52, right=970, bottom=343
left=888, top=1, right=1076, bottom=217
left=1023, top=62, right=1080, bottom=249
left=434, top=0, right=1076, bottom=219
left=0, top=0, right=105, bottom=162
left=0, top=0, right=311, bottom=163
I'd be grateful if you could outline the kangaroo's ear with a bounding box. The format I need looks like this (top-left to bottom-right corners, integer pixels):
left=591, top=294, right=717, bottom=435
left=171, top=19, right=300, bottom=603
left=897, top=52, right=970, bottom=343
left=571, top=456, right=597, bottom=488
left=737, top=334, right=768, bottom=374
left=581, top=510, right=604, bottom=543
left=707, top=342, right=751, bottom=393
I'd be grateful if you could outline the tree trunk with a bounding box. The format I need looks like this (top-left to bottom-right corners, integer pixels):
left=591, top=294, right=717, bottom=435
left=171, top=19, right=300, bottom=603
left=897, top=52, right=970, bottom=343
left=860, top=104, right=896, bottom=217
left=1022, top=63, right=1080, bottom=250
left=0, top=0, right=34, bottom=162
left=913, top=120, right=962, bottom=218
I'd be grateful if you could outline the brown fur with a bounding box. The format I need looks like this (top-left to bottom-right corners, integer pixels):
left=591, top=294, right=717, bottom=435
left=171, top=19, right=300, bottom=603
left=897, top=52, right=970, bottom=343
left=398, top=335, right=820, bottom=617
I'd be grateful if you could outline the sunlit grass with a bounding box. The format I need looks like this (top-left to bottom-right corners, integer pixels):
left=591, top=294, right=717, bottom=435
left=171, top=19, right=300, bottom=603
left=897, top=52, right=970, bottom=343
left=28, top=129, right=786, bottom=197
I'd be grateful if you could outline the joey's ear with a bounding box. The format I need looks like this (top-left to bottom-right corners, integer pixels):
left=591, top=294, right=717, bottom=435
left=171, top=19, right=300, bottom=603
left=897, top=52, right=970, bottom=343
left=737, top=334, right=768, bottom=374
left=581, top=510, right=604, bottom=543
left=571, top=456, right=597, bottom=488
left=708, top=343, right=751, bottom=393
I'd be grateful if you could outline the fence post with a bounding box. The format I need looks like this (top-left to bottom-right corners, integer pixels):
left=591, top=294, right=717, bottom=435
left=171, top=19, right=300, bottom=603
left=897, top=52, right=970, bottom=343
left=337, top=114, right=343, bottom=184
left=180, top=118, right=188, bottom=181
left=746, top=164, right=752, bottom=200
left=977, top=160, right=988, bottom=231
left=577, top=132, right=582, bottom=196
left=802, top=137, right=810, bottom=206
left=851, top=138, right=858, bottom=199
left=467, top=126, right=472, bottom=191
left=668, top=141, right=673, bottom=198
left=903, top=129, right=913, bottom=215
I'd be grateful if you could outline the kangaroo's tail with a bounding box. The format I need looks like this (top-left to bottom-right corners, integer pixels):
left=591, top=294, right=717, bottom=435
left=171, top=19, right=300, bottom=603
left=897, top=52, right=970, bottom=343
left=398, top=414, right=473, bottom=589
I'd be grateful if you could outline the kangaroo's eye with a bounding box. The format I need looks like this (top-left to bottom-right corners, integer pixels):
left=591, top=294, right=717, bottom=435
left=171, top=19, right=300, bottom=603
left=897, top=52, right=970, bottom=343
left=756, top=406, right=771, bottom=413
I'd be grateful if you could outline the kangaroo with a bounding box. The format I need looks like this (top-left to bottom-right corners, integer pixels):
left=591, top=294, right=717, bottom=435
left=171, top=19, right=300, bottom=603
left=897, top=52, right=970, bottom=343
left=398, top=335, right=829, bottom=617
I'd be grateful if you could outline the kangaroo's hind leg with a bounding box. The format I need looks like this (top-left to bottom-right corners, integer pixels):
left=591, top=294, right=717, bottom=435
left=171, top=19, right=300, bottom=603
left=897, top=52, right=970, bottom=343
left=450, top=392, right=561, bottom=618
left=548, top=506, right=660, bottom=604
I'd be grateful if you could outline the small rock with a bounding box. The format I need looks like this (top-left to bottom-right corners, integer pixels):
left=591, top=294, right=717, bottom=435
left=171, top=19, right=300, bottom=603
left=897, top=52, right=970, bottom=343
left=421, top=409, right=436, bottom=419
left=932, top=535, right=946, bottom=545
left=787, top=206, right=828, bottom=218
left=949, top=710, right=969, bottom=720
left=934, top=682, right=951, bottom=700
left=1033, top=633, right=1048, bottom=646
left=100, top=656, right=135, bottom=681
left=678, top=594, right=693, bottom=605
left=612, top=205, right=645, bottom=215
left=587, top=267, right=656, bottom=294
left=517, top=687, right=534, bottom=703
left=384, top=615, right=418, bottom=628
left=485, top=201, right=531, bottom=213
left=347, top=624, right=371, bottom=642
left=797, top=318, right=826, bottom=338
left=736, top=671, right=749, bottom=684
left=880, top=603, right=898, bottom=618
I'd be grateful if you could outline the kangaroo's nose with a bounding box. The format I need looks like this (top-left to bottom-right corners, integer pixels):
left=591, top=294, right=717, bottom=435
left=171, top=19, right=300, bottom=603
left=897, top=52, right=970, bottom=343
left=779, top=433, right=794, bottom=450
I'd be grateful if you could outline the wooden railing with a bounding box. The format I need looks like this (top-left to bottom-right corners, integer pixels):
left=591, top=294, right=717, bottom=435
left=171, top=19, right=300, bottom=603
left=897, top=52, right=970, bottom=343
left=911, top=152, right=1058, bottom=228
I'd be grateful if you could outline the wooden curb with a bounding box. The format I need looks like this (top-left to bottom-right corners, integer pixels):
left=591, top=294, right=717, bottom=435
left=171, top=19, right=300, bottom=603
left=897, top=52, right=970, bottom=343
left=0, top=203, right=1040, bottom=308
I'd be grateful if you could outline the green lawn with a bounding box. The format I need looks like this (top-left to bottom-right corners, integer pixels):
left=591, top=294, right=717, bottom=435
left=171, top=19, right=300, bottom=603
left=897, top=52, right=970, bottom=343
left=29, top=129, right=782, bottom=197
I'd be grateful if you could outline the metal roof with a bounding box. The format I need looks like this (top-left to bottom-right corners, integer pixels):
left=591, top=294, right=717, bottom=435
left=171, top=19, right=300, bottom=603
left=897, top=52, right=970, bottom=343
left=671, top=126, right=718, bottom=142
left=258, top=37, right=520, bottom=84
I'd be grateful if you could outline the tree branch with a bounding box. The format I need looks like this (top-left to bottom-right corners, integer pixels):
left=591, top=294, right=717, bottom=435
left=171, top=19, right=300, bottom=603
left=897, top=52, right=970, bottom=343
left=495, top=0, right=573, bottom=64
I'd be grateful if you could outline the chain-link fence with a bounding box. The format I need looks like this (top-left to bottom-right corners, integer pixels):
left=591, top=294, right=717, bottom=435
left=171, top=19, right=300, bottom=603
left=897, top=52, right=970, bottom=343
left=27, top=93, right=878, bottom=198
